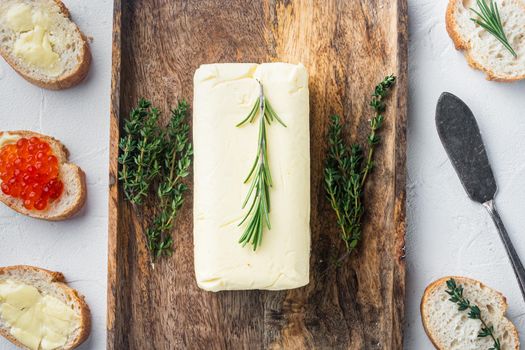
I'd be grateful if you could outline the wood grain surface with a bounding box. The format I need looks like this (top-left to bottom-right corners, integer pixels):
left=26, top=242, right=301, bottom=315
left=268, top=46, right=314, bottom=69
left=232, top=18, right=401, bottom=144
left=107, top=0, right=408, bottom=349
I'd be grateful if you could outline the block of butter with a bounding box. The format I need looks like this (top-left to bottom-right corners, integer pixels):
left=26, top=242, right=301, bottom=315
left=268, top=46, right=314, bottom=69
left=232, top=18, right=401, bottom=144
left=193, top=63, right=310, bottom=291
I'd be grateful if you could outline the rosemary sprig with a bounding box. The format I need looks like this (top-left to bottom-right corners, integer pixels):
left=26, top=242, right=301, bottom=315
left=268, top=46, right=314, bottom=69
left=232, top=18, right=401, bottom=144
left=324, top=75, right=396, bottom=253
left=118, top=99, right=163, bottom=205
left=445, top=278, right=501, bottom=350
left=471, top=0, right=517, bottom=58
left=237, top=80, right=286, bottom=250
left=146, top=101, right=192, bottom=259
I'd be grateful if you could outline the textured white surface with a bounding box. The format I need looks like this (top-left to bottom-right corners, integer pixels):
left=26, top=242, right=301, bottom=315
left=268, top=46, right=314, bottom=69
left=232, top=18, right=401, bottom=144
left=1, top=0, right=525, bottom=349
left=406, top=0, right=525, bottom=349
left=0, top=0, right=112, bottom=349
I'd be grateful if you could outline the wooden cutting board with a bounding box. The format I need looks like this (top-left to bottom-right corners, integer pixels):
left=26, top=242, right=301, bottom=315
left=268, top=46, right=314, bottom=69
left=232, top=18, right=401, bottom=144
left=107, top=0, right=408, bottom=349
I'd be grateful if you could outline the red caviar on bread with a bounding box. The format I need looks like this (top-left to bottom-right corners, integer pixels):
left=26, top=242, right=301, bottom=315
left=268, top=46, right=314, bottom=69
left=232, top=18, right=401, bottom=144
left=0, top=137, right=64, bottom=210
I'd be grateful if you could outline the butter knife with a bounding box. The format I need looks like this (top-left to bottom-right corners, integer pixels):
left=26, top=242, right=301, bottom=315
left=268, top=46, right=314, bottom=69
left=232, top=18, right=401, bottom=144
left=436, top=92, right=525, bottom=301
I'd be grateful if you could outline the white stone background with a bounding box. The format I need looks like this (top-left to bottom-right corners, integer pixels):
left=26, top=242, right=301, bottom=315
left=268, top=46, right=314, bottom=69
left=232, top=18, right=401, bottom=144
left=1, top=0, right=525, bottom=349
left=0, top=1, right=113, bottom=350
left=406, top=0, right=525, bottom=349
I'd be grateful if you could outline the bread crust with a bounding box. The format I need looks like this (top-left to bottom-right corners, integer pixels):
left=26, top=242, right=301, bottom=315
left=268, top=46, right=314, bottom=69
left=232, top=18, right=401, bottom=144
left=0, top=130, right=87, bottom=221
left=446, top=0, right=525, bottom=82
left=0, top=265, right=91, bottom=350
left=421, top=276, right=520, bottom=350
left=0, top=0, right=92, bottom=90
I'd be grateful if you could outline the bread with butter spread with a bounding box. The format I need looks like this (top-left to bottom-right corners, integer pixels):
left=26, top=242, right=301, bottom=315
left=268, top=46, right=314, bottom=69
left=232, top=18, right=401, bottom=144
left=0, top=265, right=91, bottom=350
left=0, top=0, right=91, bottom=89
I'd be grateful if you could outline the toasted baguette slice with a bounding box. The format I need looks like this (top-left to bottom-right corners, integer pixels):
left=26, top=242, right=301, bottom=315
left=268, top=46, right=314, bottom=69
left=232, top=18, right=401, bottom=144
left=446, top=0, right=525, bottom=81
left=0, top=265, right=91, bottom=350
left=421, top=276, right=519, bottom=350
left=0, top=0, right=91, bottom=89
left=0, top=131, right=86, bottom=220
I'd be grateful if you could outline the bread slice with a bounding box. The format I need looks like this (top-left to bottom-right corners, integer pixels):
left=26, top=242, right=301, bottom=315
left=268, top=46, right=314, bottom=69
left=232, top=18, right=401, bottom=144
left=0, top=265, right=90, bottom=350
left=0, top=0, right=91, bottom=89
left=0, top=131, right=86, bottom=221
left=421, top=276, right=519, bottom=350
left=446, top=0, right=525, bottom=81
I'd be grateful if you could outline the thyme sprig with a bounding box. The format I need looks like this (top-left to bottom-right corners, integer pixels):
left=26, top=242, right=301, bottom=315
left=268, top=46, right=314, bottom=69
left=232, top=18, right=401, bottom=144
left=118, top=99, right=163, bottom=205
left=445, top=278, right=501, bottom=350
left=119, top=99, right=192, bottom=261
left=324, top=75, right=396, bottom=253
left=146, top=101, right=192, bottom=259
left=471, top=0, right=517, bottom=58
left=237, top=80, right=286, bottom=250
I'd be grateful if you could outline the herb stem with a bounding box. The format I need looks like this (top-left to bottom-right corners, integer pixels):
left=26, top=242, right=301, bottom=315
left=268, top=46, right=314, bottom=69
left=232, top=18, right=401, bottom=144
left=134, top=137, right=147, bottom=187
left=237, top=80, right=285, bottom=250
left=479, top=318, right=500, bottom=349
left=147, top=101, right=192, bottom=259
left=119, top=99, right=192, bottom=260
left=471, top=0, right=517, bottom=58
left=361, top=142, right=375, bottom=187
left=120, top=134, right=132, bottom=189
left=324, top=75, right=396, bottom=255
left=118, top=99, right=162, bottom=205
left=445, top=278, right=501, bottom=350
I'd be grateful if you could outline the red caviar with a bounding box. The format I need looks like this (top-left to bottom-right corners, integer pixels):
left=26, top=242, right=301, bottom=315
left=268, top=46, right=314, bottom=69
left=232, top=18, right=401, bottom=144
left=0, top=136, right=63, bottom=210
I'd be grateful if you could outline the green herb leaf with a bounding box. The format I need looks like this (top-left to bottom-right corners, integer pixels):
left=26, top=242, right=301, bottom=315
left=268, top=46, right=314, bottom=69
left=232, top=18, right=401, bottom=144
left=445, top=278, right=501, bottom=350
left=324, top=75, right=396, bottom=254
left=147, top=101, right=193, bottom=259
left=237, top=81, right=286, bottom=250
left=470, top=0, right=517, bottom=58
left=119, top=99, right=192, bottom=261
left=118, top=98, right=163, bottom=205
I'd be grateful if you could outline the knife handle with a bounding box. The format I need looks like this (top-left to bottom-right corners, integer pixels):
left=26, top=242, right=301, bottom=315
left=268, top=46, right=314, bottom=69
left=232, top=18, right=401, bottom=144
left=484, top=200, right=525, bottom=302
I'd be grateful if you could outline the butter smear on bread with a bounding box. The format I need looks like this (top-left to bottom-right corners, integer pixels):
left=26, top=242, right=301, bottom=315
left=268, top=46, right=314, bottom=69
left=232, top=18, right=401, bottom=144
left=0, top=280, right=80, bottom=350
left=5, top=3, right=61, bottom=75
left=0, top=132, right=19, bottom=148
left=0, top=0, right=91, bottom=89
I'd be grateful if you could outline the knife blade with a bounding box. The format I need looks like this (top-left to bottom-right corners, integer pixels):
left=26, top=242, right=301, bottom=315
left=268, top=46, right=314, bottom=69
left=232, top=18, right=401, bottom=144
left=436, top=92, right=497, bottom=204
left=436, top=92, right=525, bottom=302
